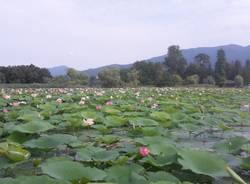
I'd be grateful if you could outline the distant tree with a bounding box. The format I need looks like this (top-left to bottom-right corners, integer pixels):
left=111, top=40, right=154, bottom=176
left=126, top=69, right=140, bottom=87
left=0, top=72, right=5, bottom=83
left=98, top=67, right=121, bottom=88
left=234, top=75, right=244, bottom=87
left=172, top=74, right=183, bottom=86
left=203, top=75, right=215, bottom=85
left=88, top=76, right=100, bottom=87
left=242, top=60, right=250, bottom=85
left=51, top=75, right=68, bottom=85
left=0, top=64, right=51, bottom=83
left=120, top=68, right=130, bottom=83
left=154, top=64, right=170, bottom=87
left=186, top=74, right=200, bottom=85
left=194, top=53, right=212, bottom=82
left=234, top=60, right=242, bottom=75
left=164, top=45, right=187, bottom=77
left=133, top=61, right=156, bottom=85
left=215, top=49, right=227, bottom=87
left=67, top=68, right=88, bottom=85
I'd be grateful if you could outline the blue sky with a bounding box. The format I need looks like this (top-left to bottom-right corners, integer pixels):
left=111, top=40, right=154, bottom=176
left=1, top=0, right=250, bottom=70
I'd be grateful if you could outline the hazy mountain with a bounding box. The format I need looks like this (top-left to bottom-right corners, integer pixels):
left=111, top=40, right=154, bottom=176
left=48, top=65, right=68, bottom=77
left=84, top=64, right=131, bottom=77
left=151, top=44, right=250, bottom=64
left=49, top=44, right=250, bottom=77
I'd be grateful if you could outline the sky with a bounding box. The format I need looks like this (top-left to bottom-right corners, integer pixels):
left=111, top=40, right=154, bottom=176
left=0, top=0, right=250, bottom=70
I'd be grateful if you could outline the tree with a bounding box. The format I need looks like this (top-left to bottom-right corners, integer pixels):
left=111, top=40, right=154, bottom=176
left=0, top=72, right=5, bottom=83
left=126, top=69, right=140, bottom=87
left=67, top=68, right=88, bottom=85
left=234, top=75, right=244, bottom=87
left=133, top=61, right=157, bottom=85
left=164, top=45, right=187, bottom=77
left=98, top=67, right=121, bottom=88
left=172, top=74, right=183, bottom=86
left=242, top=60, right=250, bottom=85
left=186, top=74, right=200, bottom=85
left=194, top=53, right=211, bottom=82
left=0, top=65, right=52, bottom=83
left=215, top=49, right=226, bottom=87
left=203, top=75, right=215, bottom=85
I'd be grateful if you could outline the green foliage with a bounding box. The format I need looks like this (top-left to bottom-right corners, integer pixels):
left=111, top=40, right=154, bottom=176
left=0, top=88, right=249, bottom=183
left=0, top=65, right=51, bottom=84
left=215, top=49, right=227, bottom=87
left=185, top=75, right=199, bottom=85
left=67, top=68, right=88, bottom=85
left=98, top=67, right=122, bottom=88
left=164, top=45, right=187, bottom=77
left=178, top=149, right=227, bottom=177
left=234, top=75, right=244, bottom=87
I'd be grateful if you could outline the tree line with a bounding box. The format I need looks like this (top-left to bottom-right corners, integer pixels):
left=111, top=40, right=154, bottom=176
left=97, top=46, right=250, bottom=88
left=1, top=45, right=250, bottom=87
left=0, top=65, right=51, bottom=83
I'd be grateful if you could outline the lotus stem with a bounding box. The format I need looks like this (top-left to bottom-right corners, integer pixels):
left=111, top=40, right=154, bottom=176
left=225, top=166, right=247, bottom=184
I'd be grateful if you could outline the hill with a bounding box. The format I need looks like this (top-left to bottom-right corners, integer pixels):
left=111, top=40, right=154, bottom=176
left=49, top=44, right=250, bottom=77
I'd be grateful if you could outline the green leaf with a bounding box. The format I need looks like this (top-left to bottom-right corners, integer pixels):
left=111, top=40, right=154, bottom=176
left=41, top=157, right=106, bottom=181
left=178, top=149, right=228, bottom=178
left=76, top=146, right=119, bottom=162
left=147, top=171, right=180, bottom=183
left=150, top=112, right=171, bottom=127
left=105, top=164, right=146, bottom=184
left=24, top=134, right=78, bottom=149
left=213, top=136, right=248, bottom=154
left=0, top=175, right=69, bottom=184
left=13, top=121, right=54, bottom=134
left=103, top=116, right=127, bottom=127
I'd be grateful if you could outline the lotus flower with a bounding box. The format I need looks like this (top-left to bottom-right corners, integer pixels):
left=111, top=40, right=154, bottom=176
left=3, top=109, right=9, bottom=113
left=139, top=146, right=150, bottom=157
left=79, top=100, right=85, bottom=105
left=96, top=105, right=102, bottom=110
left=46, top=95, right=52, bottom=99
left=56, top=98, right=63, bottom=104
left=11, top=102, right=20, bottom=107
left=3, top=95, right=11, bottom=100
left=106, top=101, right=113, bottom=106
left=83, top=118, right=95, bottom=126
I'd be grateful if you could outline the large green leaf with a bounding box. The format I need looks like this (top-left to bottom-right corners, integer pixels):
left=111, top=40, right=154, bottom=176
left=0, top=176, right=69, bottom=184
left=41, top=157, right=106, bottom=181
left=105, top=164, right=146, bottom=184
left=147, top=171, right=180, bottom=183
left=213, top=136, right=248, bottom=154
left=178, top=149, right=228, bottom=178
left=150, top=112, right=171, bottom=127
left=76, top=146, right=119, bottom=162
left=13, top=121, right=54, bottom=134
left=24, top=134, right=78, bottom=149
left=103, top=116, right=127, bottom=127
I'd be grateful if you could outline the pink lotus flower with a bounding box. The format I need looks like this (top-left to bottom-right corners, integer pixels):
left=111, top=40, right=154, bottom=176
left=139, top=146, right=150, bottom=157
left=11, top=102, right=20, bottom=107
left=96, top=105, right=102, bottom=110
left=3, top=109, right=9, bottom=113
left=106, top=101, right=113, bottom=106
left=3, top=95, right=11, bottom=100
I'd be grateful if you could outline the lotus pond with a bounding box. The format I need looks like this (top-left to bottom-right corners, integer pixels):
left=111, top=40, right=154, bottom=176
left=0, top=87, right=250, bottom=184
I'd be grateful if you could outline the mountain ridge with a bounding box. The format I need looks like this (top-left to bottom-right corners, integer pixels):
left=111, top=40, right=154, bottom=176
left=49, top=44, right=250, bottom=77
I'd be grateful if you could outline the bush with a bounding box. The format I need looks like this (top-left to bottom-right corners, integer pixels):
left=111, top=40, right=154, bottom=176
left=234, top=75, right=244, bottom=87
left=203, top=75, right=215, bottom=85
left=186, top=75, right=200, bottom=85
left=172, top=74, right=183, bottom=86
